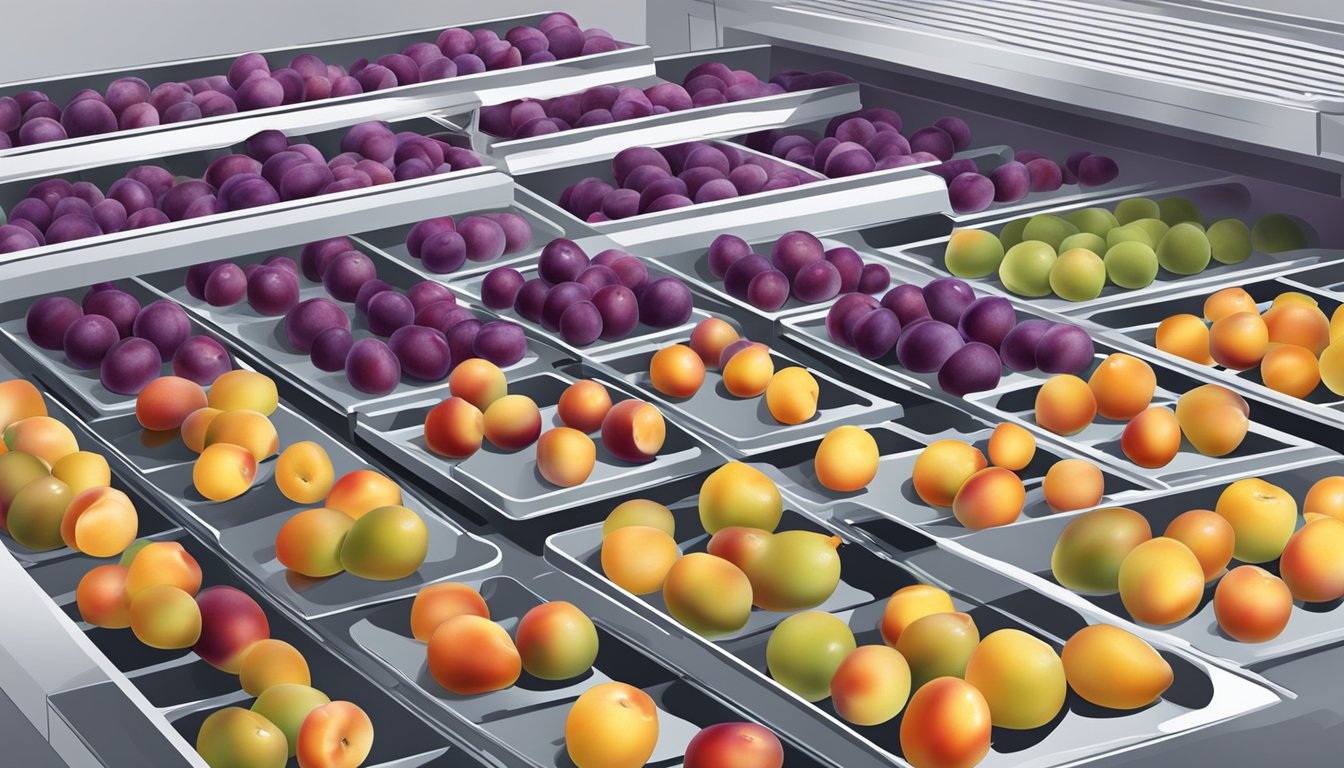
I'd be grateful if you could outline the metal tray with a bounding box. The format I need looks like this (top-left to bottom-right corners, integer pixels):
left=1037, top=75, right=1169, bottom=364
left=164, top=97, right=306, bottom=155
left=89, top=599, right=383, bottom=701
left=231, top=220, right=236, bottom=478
left=353, top=369, right=721, bottom=522
left=879, top=180, right=1344, bottom=317
left=318, top=575, right=828, bottom=768
left=546, top=499, right=1280, bottom=768
left=583, top=334, right=901, bottom=458
left=83, top=401, right=501, bottom=620
left=29, top=529, right=460, bottom=768
left=652, top=227, right=939, bottom=338
left=0, top=279, right=232, bottom=418
left=1085, top=270, right=1344, bottom=444
left=463, top=45, right=862, bottom=174
left=0, top=117, right=513, bottom=304
left=136, top=237, right=571, bottom=419
left=0, top=12, right=653, bottom=184
left=750, top=422, right=1148, bottom=539
left=781, top=309, right=1328, bottom=489
left=445, top=242, right=715, bottom=357
left=931, top=457, right=1344, bottom=670
left=513, top=138, right=950, bottom=255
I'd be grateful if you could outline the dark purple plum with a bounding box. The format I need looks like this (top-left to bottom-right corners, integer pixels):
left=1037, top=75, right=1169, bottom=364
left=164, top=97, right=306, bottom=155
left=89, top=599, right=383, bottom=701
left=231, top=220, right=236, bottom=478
left=205, top=154, right=263, bottom=189
left=366, top=290, right=415, bottom=337
left=131, top=300, right=191, bottom=360
left=414, top=302, right=472, bottom=334
left=592, top=284, right=638, bottom=340
left=1026, top=159, right=1063, bottom=192
left=404, top=216, right=455, bottom=259
left=909, top=127, right=954, bottom=161
left=62, top=314, right=120, bottom=369
left=938, top=342, right=1001, bottom=396
left=388, top=325, right=451, bottom=381
left=1065, top=151, right=1092, bottom=178
left=823, top=145, right=876, bottom=178
left=244, top=129, right=289, bottom=162
left=263, top=254, right=298, bottom=274
left=636, top=177, right=688, bottom=212
left=826, top=293, right=881, bottom=348
left=896, top=320, right=964, bottom=373
left=622, top=164, right=671, bottom=192
left=285, top=297, right=350, bottom=352
left=445, top=318, right=482, bottom=367
left=608, top=256, right=649, bottom=295
left=345, top=338, right=400, bottom=395
left=407, top=281, right=455, bottom=314
left=1035, top=324, right=1095, bottom=374
left=989, top=161, right=1030, bottom=204
left=999, top=320, right=1053, bottom=372
left=694, top=178, right=738, bottom=204
left=457, top=215, right=507, bottom=262
left=92, top=199, right=128, bottom=233
left=26, top=296, right=83, bottom=350
left=559, top=301, right=603, bottom=346
left=538, top=238, right=589, bottom=284
left=541, top=282, right=593, bottom=331
left=84, top=290, right=141, bottom=337
left=1077, top=155, right=1119, bottom=186
left=746, top=269, right=790, bottom=311
left=51, top=197, right=93, bottom=222
left=99, top=337, right=161, bottom=395
left=479, top=268, right=524, bottom=310
left=922, top=277, right=976, bottom=325
left=354, top=279, right=395, bottom=315
left=638, top=278, right=693, bottom=328
left=708, top=234, right=752, bottom=278
left=9, top=198, right=54, bottom=231
left=858, top=263, right=891, bottom=294
left=60, top=98, right=117, bottom=137
left=246, top=266, right=300, bottom=316
left=852, top=308, right=902, bottom=360
left=300, top=237, right=355, bottom=282
left=0, top=225, right=40, bottom=254
left=612, top=147, right=670, bottom=186
left=185, top=261, right=222, bottom=300
left=310, top=328, right=354, bottom=372
left=824, top=247, right=863, bottom=293
left=322, top=251, right=377, bottom=302
left=957, top=296, right=1017, bottom=351
left=723, top=254, right=771, bottom=300
left=204, top=263, right=247, bottom=306
left=18, top=117, right=67, bottom=145
left=279, top=163, right=335, bottom=201
left=513, top=279, right=550, bottom=323
left=771, top=230, right=825, bottom=280
left=45, top=214, right=102, bottom=245
left=576, top=264, right=620, bottom=293
left=421, top=231, right=468, bottom=274
left=1014, top=150, right=1047, bottom=164
left=600, top=188, right=640, bottom=220
left=792, top=260, right=842, bottom=303
left=480, top=212, right=531, bottom=253
left=171, top=335, right=231, bottom=385
left=473, top=321, right=527, bottom=366
left=948, top=173, right=995, bottom=214
left=932, top=117, right=972, bottom=151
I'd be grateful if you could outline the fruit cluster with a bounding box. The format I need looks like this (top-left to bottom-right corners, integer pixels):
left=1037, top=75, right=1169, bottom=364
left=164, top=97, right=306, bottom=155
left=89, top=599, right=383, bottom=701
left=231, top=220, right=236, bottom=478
left=425, top=361, right=668, bottom=485
left=826, top=276, right=1095, bottom=396
left=707, top=230, right=892, bottom=310
left=0, top=12, right=612, bottom=148
left=26, top=285, right=233, bottom=394
left=1157, top=286, right=1344, bottom=399
left=403, top=210, right=533, bottom=273
left=1054, top=475, right=1344, bottom=642
left=0, top=379, right=132, bottom=554
left=0, top=121, right=480, bottom=254
left=945, top=199, right=1311, bottom=301
left=480, top=62, right=851, bottom=138
left=1035, top=355, right=1250, bottom=467
left=649, top=318, right=822, bottom=425
left=912, top=426, right=1108, bottom=529
left=557, top=142, right=817, bottom=222
left=480, top=238, right=694, bottom=345
left=930, top=147, right=1120, bottom=212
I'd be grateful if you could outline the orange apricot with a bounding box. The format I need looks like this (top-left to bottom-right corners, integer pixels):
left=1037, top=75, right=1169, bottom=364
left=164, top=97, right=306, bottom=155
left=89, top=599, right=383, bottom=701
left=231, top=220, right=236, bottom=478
left=1088, top=354, right=1156, bottom=420
left=1120, top=406, right=1181, bottom=468
left=423, top=397, right=484, bottom=458
left=689, top=317, right=740, bottom=368
left=1263, top=303, right=1331, bottom=355
left=899, top=677, right=991, bottom=768
left=77, top=564, right=132, bottom=629
left=1209, top=311, right=1269, bottom=370
left=556, top=380, right=612, bottom=434
left=1175, top=385, right=1249, bottom=457
left=722, top=343, right=774, bottom=398
left=325, top=470, right=401, bottom=519
left=1155, top=314, right=1213, bottom=365
left=60, top=486, right=137, bottom=557
left=649, top=344, right=706, bottom=398
left=448, top=358, right=507, bottom=411
left=1279, top=517, right=1344, bottom=603
left=482, top=394, right=543, bottom=451
left=180, top=407, right=221, bottom=453
left=135, top=376, right=208, bottom=432
left=1164, top=509, right=1235, bottom=582
left=1304, top=476, right=1344, bottom=523
left=1035, top=375, right=1097, bottom=436
left=536, top=427, right=596, bottom=487
left=1260, top=344, right=1321, bottom=398
left=410, top=583, right=490, bottom=642
left=1214, top=565, right=1292, bottom=643
left=1203, top=287, right=1257, bottom=324
left=764, top=367, right=819, bottom=425
left=911, top=440, right=987, bottom=508
left=987, top=422, right=1035, bottom=471
left=426, top=615, right=521, bottom=695
left=952, top=467, right=1025, bottom=530
left=1042, top=459, right=1104, bottom=512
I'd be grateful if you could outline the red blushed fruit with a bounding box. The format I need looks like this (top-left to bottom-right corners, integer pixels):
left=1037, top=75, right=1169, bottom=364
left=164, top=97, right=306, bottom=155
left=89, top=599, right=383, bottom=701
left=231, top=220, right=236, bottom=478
left=684, top=722, right=784, bottom=768
left=194, top=586, right=270, bottom=673
left=600, top=399, right=666, bottom=464
left=297, top=700, right=374, bottom=768
left=423, top=397, right=484, bottom=458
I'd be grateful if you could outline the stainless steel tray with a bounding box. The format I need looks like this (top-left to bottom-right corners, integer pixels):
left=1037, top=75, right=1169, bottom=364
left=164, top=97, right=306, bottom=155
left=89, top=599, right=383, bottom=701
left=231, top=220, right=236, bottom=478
left=318, top=574, right=829, bottom=768
left=546, top=499, right=1281, bottom=768
left=135, top=235, right=570, bottom=419
left=750, top=421, right=1149, bottom=539
left=83, top=401, right=501, bottom=620
left=0, top=117, right=513, bottom=303
left=0, top=12, right=653, bottom=184
left=352, top=369, right=721, bottom=522
left=922, top=456, right=1344, bottom=670
left=880, top=180, right=1344, bottom=317
left=463, top=45, right=862, bottom=174
left=513, top=138, right=950, bottom=255
left=583, top=333, right=901, bottom=458
left=781, top=308, right=1329, bottom=488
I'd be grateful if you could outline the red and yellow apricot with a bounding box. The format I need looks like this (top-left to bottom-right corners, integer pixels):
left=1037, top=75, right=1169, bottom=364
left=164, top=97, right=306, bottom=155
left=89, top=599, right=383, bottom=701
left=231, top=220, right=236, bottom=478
left=1214, top=565, right=1292, bottom=642
left=423, top=397, right=484, bottom=458
left=325, top=470, right=401, bottom=520
left=912, top=440, right=986, bottom=508
left=60, top=486, right=137, bottom=557
left=600, top=400, right=665, bottom=463
left=135, top=376, right=207, bottom=431
left=482, top=394, right=543, bottom=451
left=556, top=380, right=612, bottom=434
left=448, top=359, right=507, bottom=411
left=536, top=427, right=596, bottom=487
left=650, top=344, right=706, bottom=398
left=1035, top=375, right=1096, bottom=436
left=410, top=583, right=490, bottom=643
left=207, top=370, right=278, bottom=415
left=193, top=443, right=257, bottom=502
left=426, top=615, right=521, bottom=694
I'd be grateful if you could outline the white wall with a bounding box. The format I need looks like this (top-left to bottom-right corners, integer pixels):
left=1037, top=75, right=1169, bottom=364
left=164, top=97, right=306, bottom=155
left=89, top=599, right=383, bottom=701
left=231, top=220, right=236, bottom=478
left=0, top=1, right=646, bottom=83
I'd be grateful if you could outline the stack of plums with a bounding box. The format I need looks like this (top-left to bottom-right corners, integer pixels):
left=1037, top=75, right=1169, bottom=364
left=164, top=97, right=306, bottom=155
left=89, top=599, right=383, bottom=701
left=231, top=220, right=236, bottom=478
left=478, top=62, right=851, bottom=138
left=0, top=122, right=480, bottom=254
left=825, top=276, right=1095, bottom=396
left=25, top=284, right=232, bottom=395
left=743, top=110, right=1120, bottom=214
left=557, top=143, right=817, bottom=222
left=0, top=12, right=614, bottom=148
left=705, top=230, right=891, bottom=311
left=403, top=211, right=533, bottom=274
left=480, top=238, right=694, bottom=347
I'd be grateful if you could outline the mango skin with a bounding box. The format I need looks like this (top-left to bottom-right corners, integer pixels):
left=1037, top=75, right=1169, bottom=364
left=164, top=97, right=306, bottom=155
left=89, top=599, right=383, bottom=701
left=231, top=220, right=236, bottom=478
left=1051, top=507, right=1152, bottom=594
left=1062, top=625, right=1173, bottom=710
left=964, top=629, right=1066, bottom=729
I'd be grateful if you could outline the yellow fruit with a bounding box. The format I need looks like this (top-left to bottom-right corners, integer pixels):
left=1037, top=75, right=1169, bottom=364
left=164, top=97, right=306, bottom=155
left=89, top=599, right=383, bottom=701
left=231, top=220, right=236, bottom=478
left=964, top=629, right=1066, bottom=729
left=207, top=370, right=279, bottom=415
left=600, top=525, right=680, bottom=595
left=1279, top=518, right=1344, bottom=603
left=987, top=422, right=1035, bottom=471
left=193, top=443, right=257, bottom=502
left=698, top=462, right=782, bottom=534
left=879, top=585, right=955, bottom=647
left=50, top=451, right=111, bottom=496
left=764, top=367, right=819, bottom=425
left=813, top=426, right=879, bottom=492
left=203, top=409, right=279, bottom=461
left=1117, top=537, right=1205, bottom=625
left=911, top=440, right=986, bottom=508
left=1215, top=478, right=1298, bottom=563
left=1061, top=625, right=1173, bottom=709
left=275, top=441, right=335, bottom=504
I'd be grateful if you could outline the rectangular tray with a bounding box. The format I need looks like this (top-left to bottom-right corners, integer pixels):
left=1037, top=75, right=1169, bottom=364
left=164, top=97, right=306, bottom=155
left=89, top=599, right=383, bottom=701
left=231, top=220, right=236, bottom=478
left=546, top=499, right=1280, bottom=768
left=0, top=117, right=513, bottom=304
left=1085, top=271, right=1344, bottom=442
left=0, top=12, right=653, bottom=184
left=584, top=334, right=901, bottom=458
left=31, top=529, right=459, bottom=768
left=84, top=401, right=501, bottom=620
left=751, top=422, right=1148, bottom=538
left=513, top=138, right=950, bottom=255
left=929, top=457, right=1344, bottom=669
left=652, top=227, right=938, bottom=338
left=136, top=235, right=573, bottom=419
left=353, top=369, right=721, bottom=522
left=317, top=575, right=828, bottom=768
left=466, top=45, right=862, bottom=174
left=879, top=180, right=1344, bottom=317
left=781, top=308, right=1328, bottom=488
